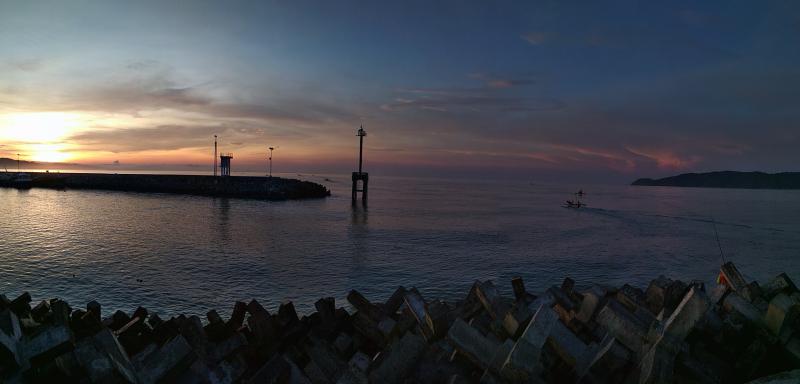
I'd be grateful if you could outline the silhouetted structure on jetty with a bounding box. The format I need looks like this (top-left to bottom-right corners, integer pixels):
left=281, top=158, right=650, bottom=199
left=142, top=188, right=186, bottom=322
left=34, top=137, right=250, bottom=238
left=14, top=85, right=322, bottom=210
left=220, top=153, right=233, bottom=177
left=0, top=172, right=330, bottom=200
left=352, top=126, right=369, bottom=203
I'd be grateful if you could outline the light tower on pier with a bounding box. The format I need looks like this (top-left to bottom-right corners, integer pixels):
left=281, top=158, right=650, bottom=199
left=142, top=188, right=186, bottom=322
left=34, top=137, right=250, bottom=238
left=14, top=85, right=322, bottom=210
left=351, top=126, right=368, bottom=203
left=268, top=146, right=276, bottom=178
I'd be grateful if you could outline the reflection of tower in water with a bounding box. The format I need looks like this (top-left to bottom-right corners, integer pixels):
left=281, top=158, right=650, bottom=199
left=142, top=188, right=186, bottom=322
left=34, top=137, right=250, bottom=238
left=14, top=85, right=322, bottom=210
left=351, top=203, right=368, bottom=226
left=214, top=198, right=232, bottom=242
left=348, top=203, right=369, bottom=269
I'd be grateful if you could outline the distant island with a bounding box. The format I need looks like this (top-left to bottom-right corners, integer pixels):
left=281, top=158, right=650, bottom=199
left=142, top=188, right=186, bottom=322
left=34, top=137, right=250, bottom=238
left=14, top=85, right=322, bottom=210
left=0, top=157, right=42, bottom=169
left=632, top=171, right=800, bottom=189
left=0, top=157, right=84, bottom=171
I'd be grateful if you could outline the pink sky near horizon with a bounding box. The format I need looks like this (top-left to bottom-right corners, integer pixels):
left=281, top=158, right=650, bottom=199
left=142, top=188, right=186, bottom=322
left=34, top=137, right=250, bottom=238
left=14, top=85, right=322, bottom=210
left=2, top=1, right=798, bottom=181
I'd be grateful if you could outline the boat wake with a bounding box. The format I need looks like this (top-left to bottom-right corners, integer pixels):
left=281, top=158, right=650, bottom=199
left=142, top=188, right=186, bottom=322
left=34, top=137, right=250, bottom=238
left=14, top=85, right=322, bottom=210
left=573, top=206, right=790, bottom=234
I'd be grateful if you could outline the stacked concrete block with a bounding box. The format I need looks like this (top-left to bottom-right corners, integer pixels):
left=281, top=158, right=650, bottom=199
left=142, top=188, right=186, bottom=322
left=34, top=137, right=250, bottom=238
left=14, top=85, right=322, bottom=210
left=1, top=263, right=798, bottom=383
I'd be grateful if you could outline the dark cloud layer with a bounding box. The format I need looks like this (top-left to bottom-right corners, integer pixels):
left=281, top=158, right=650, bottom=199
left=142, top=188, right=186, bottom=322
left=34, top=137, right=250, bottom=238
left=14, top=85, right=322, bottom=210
left=69, top=125, right=249, bottom=152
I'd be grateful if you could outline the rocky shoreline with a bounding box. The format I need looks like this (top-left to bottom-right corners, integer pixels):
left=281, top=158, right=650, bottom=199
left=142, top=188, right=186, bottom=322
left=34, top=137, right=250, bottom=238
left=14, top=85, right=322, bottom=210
left=1, top=262, right=799, bottom=383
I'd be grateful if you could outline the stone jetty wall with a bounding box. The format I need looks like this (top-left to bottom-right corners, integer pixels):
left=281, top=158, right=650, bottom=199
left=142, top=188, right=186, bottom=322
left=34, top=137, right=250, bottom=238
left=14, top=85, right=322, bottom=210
left=0, top=172, right=331, bottom=200
left=1, top=262, right=799, bottom=383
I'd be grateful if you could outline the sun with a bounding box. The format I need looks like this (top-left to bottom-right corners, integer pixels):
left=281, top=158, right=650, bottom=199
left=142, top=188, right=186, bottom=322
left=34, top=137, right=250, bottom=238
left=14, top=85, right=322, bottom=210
left=25, top=144, right=72, bottom=163
left=0, top=112, right=80, bottom=143
left=0, top=112, right=82, bottom=163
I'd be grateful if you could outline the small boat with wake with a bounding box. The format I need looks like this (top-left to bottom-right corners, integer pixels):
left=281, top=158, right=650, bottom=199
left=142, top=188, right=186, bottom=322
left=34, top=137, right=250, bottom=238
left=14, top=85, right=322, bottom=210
left=563, top=190, right=586, bottom=208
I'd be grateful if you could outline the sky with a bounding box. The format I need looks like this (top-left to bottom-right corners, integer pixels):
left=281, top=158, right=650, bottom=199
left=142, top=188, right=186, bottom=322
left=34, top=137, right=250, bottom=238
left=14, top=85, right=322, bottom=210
left=0, top=0, right=799, bottom=181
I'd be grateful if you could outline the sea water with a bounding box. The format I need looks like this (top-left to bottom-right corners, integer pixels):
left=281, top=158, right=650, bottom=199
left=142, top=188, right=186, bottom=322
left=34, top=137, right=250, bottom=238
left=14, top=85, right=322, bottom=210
left=1, top=173, right=798, bottom=317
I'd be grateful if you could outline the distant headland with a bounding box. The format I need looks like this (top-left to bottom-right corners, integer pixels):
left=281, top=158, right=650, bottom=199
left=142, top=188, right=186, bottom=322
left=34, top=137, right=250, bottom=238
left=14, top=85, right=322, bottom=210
left=0, top=157, right=69, bottom=169
left=632, top=171, right=800, bottom=190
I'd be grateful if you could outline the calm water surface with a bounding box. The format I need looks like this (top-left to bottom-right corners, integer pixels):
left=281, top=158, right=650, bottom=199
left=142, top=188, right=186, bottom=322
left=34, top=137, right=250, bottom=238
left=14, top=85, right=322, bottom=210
left=1, top=173, right=799, bottom=317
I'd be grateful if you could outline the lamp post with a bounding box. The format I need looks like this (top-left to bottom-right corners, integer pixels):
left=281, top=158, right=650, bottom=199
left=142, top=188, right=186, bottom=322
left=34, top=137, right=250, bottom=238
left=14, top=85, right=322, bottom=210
left=17, top=153, right=20, bottom=173
left=268, top=147, right=275, bottom=178
left=213, top=135, right=218, bottom=177
left=357, top=126, right=366, bottom=174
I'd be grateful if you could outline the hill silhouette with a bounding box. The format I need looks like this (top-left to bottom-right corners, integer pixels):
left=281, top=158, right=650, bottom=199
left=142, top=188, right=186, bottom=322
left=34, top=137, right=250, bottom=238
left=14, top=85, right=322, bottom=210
left=632, top=171, right=800, bottom=189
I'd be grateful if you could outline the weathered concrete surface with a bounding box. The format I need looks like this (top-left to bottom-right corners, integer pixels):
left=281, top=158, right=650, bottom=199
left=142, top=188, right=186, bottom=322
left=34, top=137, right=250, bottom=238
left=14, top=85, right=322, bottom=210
left=661, top=287, right=709, bottom=340
left=0, top=310, right=23, bottom=369
left=745, top=369, right=800, bottom=384
left=22, top=325, right=74, bottom=364
left=136, top=335, right=197, bottom=384
left=447, top=318, right=502, bottom=369
left=764, top=293, right=800, bottom=336
left=1, top=262, right=798, bottom=384
left=74, top=328, right=139, bottom=383
left=368, top=332, right=427, bottom=384
left=579, top=337, right=632, bottom=384
left=596, top=300, right=651, bottom=357
left=404, top=289, right=435, bottom=340
left=501, top=304, right=558, bottom=382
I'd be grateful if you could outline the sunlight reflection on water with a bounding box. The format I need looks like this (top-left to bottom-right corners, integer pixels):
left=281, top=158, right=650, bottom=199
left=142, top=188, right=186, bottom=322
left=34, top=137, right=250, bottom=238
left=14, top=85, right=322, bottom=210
left=1, top=174, right=799, bottom=318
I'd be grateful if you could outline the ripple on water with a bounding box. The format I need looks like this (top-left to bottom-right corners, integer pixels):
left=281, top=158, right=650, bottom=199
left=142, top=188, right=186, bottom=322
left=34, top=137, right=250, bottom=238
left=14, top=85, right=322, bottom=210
left=1, top=177, right=799, bottom=317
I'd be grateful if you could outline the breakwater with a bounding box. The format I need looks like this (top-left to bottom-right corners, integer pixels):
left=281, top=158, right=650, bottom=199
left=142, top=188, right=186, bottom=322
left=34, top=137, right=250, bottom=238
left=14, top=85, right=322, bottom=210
left=0, top=172, right=330, bottom=200
left=1, top=262, right=798, bottom=383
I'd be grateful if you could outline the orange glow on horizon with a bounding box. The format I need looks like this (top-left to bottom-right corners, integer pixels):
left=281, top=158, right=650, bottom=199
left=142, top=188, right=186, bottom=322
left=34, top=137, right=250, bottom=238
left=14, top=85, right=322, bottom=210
left=0, top=112, right=83, bottom=163
left=25, top=144, right=73, bottom=163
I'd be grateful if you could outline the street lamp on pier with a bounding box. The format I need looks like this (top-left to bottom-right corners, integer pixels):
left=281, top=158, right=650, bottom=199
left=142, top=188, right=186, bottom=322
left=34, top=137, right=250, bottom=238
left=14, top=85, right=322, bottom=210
left=268, top=147, right=276, bottom=178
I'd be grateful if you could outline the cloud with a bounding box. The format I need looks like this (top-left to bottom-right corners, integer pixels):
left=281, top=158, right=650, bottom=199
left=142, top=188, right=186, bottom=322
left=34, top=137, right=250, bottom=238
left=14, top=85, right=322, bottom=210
left=377, top=70, right=788, bottom=176
left=71, top=85, right=212, bottom=113
left=4, top=58, right=44, bottom=72
left=626, top=147, right=702, bottom=170
left=468, top=73, right=536, bottom=89
left=521, top=32, right=548, bottom=45
left=0, top=25, right=795, bottom=177
left=381, top=94, right=564, bottom=113
left=384, top=79, right=559, bottom=113
left=205, top=99, right=356, bottom=124
left=2, top=61, right=360, bottom=127
left=68, top=124, right=276, bottom=153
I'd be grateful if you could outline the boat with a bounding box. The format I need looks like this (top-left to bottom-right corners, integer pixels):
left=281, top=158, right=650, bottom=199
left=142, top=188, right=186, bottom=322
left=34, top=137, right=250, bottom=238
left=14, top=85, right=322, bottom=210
left=564, top=191, right=586, bottom=208
left=13, top=173, right=33, bottom=189
left=564, top=199, right=586, bottom=208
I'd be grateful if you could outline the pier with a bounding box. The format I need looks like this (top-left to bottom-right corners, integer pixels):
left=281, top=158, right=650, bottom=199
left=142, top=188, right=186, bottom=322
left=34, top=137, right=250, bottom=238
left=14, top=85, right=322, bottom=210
left=0, top=172, right=330, bottom=200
